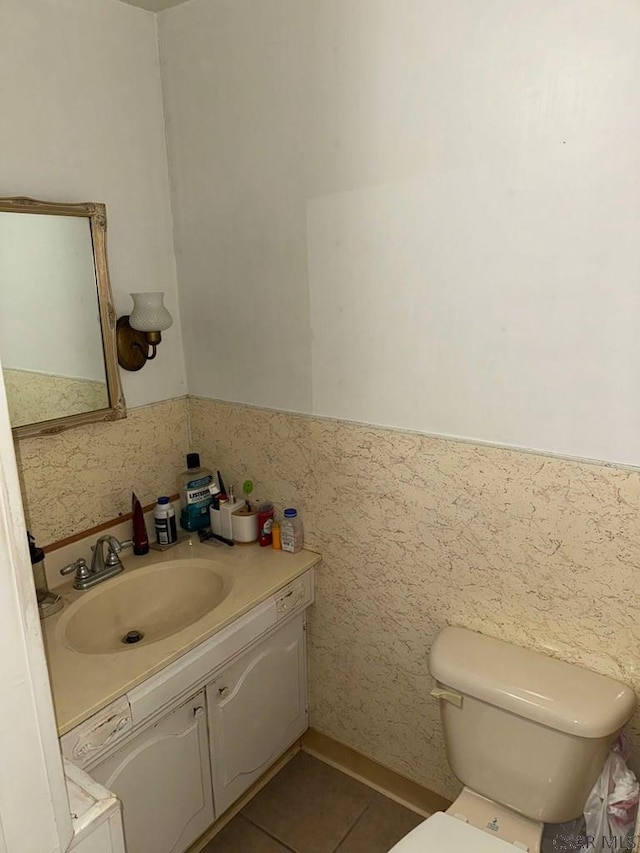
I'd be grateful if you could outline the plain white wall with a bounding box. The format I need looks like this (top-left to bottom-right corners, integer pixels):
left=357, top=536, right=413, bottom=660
left=0, top=213, right=106, bottom=380
left=0, top=0, right=186, bottom=407
left=159, top=0, right=640, bottom=466
left=158, top=0, right=313, bottom=413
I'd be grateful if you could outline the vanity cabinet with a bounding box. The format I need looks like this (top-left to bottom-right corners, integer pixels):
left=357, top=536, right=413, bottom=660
left=61, top=568, right=316, bottom=853
left=90, top=691, right=213, bottom=853
left=207, top=612, right=307, bottom=814
left=71, top=819, right=125, bottom=853
left=65, top=760, right=126, bottom=853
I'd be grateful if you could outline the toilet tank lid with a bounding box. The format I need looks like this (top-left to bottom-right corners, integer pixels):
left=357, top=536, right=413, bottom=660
left=430, top=627, right=636, bottom=738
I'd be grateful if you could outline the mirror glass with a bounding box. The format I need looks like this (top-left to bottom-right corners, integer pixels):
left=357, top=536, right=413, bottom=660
left=0, top=198, right=125, bottom=437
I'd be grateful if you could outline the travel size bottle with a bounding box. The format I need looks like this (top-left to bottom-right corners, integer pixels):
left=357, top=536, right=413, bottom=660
left=154, top=496, right=178, bottom=545
left=280, top=508, right=303, bottom=553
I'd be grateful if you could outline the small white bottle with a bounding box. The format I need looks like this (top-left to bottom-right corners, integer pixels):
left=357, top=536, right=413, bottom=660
left=154, top=496, right=177, bottom=546
left=280, top=508, right=303, bottom=553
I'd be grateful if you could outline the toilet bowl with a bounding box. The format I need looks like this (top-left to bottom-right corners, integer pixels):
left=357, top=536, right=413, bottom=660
left=389, top=627, right=636, bottom=852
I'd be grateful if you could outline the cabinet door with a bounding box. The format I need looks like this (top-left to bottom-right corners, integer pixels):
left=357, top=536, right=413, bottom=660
left=70, top=813, right=126, bottom=853
left=91, top=691, right=214, bottom=853
left=207, top=614, right=308, bottom=815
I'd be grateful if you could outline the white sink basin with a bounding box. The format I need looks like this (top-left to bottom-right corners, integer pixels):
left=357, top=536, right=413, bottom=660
left=59, top=559, right=231, bottom=654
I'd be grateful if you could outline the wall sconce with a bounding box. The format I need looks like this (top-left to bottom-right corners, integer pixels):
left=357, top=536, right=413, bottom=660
left=116, top=292, right=173, bottom=372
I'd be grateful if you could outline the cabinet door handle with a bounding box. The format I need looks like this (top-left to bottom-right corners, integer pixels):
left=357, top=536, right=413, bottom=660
left=218, top=686, right=229, bottom=698
left=193, top=706, right=204, bottom=718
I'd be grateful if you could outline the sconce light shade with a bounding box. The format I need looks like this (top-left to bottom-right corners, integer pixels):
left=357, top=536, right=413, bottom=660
left=117, top=292, right=173, bottom=372
left=129, top=292, right=173, bottom=334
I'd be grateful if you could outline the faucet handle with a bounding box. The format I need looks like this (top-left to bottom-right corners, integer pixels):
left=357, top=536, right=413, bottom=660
left=105, top=536, right=134, bottom=553
left=60, top=558, right=91, bottom=582
left=103, top=538, right=133, bottom=566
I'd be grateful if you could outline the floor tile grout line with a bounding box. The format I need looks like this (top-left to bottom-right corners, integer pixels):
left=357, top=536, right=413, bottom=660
left=240, top=813, right=299, bottom=852
left=330, top=802, right=373, bottom=853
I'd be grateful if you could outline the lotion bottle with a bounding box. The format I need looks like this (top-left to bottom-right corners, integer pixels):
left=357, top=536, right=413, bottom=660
left=132, top=492, right=150, bottom=555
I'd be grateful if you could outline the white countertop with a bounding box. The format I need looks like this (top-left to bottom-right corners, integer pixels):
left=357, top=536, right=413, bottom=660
left=43, top=537, right=320, bottom=736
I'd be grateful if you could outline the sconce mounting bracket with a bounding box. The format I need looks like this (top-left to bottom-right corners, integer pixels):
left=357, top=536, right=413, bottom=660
left=116, top=316, right=149, bottom=371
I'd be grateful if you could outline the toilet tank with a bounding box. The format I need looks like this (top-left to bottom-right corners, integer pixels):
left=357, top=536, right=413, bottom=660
left=430, top=627, right=636, bottom=823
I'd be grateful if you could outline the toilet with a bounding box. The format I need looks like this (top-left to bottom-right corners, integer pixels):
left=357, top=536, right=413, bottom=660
left=390, top=626, right=636, bottom=852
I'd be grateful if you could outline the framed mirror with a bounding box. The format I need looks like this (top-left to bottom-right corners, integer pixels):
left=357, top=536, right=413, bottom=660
left=0, top=197, right=125, bottom=438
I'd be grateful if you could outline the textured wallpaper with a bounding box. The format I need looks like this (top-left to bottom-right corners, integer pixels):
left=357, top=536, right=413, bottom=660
left=17, top=392, right=640, bottom=799
left=190, top=396, right=640, bottom=800
left=15, top=397, right=189, bottom=546
left=4, top=368, right=108, bottom=427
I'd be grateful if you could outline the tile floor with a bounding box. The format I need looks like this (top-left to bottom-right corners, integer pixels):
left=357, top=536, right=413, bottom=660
left=202, top=752, right=425, bottom=853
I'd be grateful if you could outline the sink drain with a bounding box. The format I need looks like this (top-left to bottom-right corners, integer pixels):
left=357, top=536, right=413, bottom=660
left=122, top=630, right=144, bottom=645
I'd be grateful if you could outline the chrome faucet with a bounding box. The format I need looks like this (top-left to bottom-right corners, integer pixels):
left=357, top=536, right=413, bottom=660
left=61, top=535, right=133, bottom=590
left=92, top=535, right=127, bottom=574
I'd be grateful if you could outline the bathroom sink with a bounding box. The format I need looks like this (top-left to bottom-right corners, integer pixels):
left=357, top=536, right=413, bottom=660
left=59, top=559, right=231, bottom=654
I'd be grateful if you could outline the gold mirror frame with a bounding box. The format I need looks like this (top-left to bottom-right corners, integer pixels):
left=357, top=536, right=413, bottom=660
left=0, top=197, right=126, bottom=438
